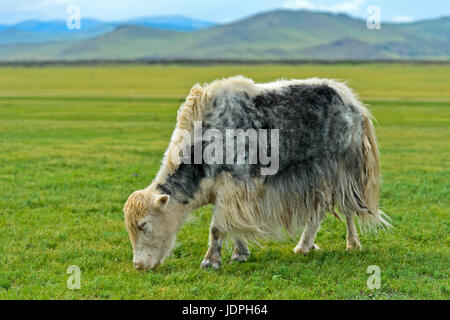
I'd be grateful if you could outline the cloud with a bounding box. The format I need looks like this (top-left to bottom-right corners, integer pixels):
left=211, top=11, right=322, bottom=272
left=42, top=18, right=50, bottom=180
left=283, top=0, right=365, bottom=14
left=391, top=15, right=414, bottom=23
left=283, top=0, right=316, bottom=10
left=0, top=0, right=76, bottom=23
left=0, top=0, right=72, bottom=11
left=331, top=0, right=365, bottom=12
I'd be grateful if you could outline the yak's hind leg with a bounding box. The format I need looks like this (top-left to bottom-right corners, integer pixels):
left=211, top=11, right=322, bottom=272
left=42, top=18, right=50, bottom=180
left=201, top=219, right=225, bottom=270
left=293, top=215, right=324, bottom=255
left=346, top=213, right=362, bottom=250
left=231, top=238, right=250, bottom=262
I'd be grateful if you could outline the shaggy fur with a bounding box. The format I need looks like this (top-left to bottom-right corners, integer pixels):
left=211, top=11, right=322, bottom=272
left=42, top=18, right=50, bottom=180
left=124, top=76, right=391, bottom=270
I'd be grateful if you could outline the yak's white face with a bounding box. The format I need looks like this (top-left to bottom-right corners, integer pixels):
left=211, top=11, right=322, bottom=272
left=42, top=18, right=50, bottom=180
left=124, top=190, right=180, bottom=271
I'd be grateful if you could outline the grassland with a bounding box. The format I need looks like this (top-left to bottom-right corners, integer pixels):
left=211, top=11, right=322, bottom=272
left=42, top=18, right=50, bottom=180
left=0, top=63, right=448, bottom=299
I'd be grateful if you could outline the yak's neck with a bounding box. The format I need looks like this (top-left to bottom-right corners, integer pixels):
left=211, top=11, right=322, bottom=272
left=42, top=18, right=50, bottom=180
left=154, top=161, right=212, bottom=211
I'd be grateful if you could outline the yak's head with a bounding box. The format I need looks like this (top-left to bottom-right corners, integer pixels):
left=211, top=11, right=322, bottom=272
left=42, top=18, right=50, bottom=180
left=123, top=189, right=182, bottom=271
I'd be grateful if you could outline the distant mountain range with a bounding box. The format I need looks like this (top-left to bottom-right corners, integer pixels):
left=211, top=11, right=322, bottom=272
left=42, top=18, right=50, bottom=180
left=0, top=10, right=449, bottom=61
left=0, top=16, right=215, bottom=45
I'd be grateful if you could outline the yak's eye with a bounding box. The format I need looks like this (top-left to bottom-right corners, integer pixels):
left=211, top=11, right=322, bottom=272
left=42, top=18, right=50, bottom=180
left=137, top=222, right=147, bottom=231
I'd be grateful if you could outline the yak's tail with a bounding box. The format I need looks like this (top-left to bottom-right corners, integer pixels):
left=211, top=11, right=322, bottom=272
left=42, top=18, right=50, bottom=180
left=328, top=79, right=392, bottom=232
left=356, top=112, right=392, bottom=232
left=325, top=80, right=391, bottom=232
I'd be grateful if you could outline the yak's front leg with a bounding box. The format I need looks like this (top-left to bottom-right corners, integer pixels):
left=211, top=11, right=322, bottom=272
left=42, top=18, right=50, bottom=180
left=293, top=217, right=323, bottom=255
left=346, top=214, right=362, bottom=250
left=201, top=222, right=225, bottom=270
left=231, top=238, right=250, bottom=262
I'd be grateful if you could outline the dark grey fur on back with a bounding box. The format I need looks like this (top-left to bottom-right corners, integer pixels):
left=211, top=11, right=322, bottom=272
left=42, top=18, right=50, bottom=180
left=159, top=84, right=364, bottom=205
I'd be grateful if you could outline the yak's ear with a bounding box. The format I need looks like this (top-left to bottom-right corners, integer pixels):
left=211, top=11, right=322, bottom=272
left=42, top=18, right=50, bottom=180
left=154, top=195, right=170, bottom=209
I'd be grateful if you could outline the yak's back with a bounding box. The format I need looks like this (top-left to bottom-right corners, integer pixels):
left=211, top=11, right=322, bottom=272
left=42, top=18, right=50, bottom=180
left=201, top=78, right=364, bottom=178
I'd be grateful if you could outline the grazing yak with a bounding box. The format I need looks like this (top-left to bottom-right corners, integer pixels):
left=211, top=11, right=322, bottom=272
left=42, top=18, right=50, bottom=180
left=124, top=76, right=390, bottom=271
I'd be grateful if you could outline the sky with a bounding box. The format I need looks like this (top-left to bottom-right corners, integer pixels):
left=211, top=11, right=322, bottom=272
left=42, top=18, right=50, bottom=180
left=0, top=0, right=449, bottom=25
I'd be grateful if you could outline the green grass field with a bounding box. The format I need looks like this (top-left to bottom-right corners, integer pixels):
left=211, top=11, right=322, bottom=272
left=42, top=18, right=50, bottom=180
left=0, top=63, right=448, bottom=299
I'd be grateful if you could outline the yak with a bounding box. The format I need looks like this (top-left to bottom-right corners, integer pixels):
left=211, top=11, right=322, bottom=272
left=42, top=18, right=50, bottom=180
left=124, top=76, right=390, bottom=271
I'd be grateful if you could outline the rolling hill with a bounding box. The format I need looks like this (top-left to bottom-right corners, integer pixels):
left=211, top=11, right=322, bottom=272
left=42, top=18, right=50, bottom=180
left=0, top=16, right=215, bottom=45
left=0, top=10, right=448, bottom=61
left=0, top=20, right=117, bottom=45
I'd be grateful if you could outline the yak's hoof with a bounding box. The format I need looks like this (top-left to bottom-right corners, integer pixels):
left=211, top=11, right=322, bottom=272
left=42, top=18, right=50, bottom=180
left=346, top=239, right=362, bottom=251
left=200, top=258, right=221, bottom=270
left=231, top=251, right=250, bottom=263
left=293, top=243, right=320, bottom=255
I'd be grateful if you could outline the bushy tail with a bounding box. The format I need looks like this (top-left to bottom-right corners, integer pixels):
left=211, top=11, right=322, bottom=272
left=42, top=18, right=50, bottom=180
left=357, top=113, right=392, bottom=231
